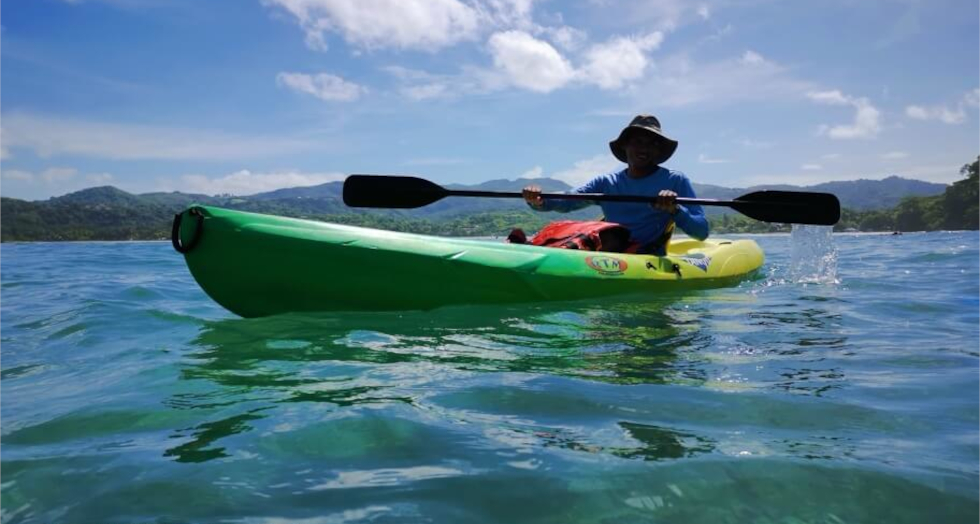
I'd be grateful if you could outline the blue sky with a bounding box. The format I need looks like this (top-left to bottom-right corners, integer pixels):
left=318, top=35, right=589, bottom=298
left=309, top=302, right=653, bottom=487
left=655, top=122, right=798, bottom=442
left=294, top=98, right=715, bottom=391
left=1, top=0, right=977, bottom=200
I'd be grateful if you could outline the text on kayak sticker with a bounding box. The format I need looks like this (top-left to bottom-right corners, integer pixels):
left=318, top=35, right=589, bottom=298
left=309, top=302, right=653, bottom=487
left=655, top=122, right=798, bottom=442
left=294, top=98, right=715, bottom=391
left=586, top=256, right=628, bottom=275
left=677, top=254, right=712, bottom=272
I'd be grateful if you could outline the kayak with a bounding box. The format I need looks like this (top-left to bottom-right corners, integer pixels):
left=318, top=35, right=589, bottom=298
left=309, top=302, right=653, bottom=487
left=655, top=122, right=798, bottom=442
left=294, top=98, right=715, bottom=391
left=172, top=206, right=765, bottom=317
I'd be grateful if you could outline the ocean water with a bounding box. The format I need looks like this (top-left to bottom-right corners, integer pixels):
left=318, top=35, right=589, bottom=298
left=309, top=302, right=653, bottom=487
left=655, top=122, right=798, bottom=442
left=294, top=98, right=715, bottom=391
left=1, top=230, right=977, bottom=523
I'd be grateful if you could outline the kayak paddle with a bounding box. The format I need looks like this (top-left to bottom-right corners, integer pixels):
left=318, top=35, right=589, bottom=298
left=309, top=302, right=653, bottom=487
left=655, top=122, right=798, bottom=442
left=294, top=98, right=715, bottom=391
left=343, top=174, right=841, bottom=226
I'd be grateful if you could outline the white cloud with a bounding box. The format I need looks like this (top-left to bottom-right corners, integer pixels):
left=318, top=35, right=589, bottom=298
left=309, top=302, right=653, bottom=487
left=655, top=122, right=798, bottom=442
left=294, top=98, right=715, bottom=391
left=906, top=104, right=964, bottom=124
left=173, top=169, right=347, bottom=196
left=263, top=0, right=481, bottom=51
left=737, top=138, right=773, bottom=149
left=641, top=51, right=814, bottom=107
left=488, top=30, right=575, bottom=93
left=402, top=157, right=467, bottom=166
left=611, top=0, right=689, bottom=32
left=384, top=66, right=449, bottom=100
left=0, top=167, right=84, bottom=184
left=800, top=163, right=822, bottom=171
left=900, top=163, right=966, bottom=184
left=807, top=90, right=881, bottom=139
left=41, top=167, right=78, bottom=183
left=1, top=113, right=315, bottom=161
left=87, top=173, right=114, bottom=184
left=388, top=29, right=662, bottom=97
left=904, top=88, right=979, bottom=125
left=737, top=171, right=842, bottom=187
left=697, top=5, right=710, bottom=20
left=2, top=169, right=34, bottom=181
left=740, top=50, right=765, bottom=65
left=904, top=106, right=929, bottom=119
left=546, top=25, right=588, bottom=51
left=478, top=0, right=538, bottom=30
left=0, top=167, right=123, bottom=200
left=521, top=166, right=543, bottom=178
left=880, top=151, right=909, bottom=160
left=384, top=64, right=502, bottom=101
left=806, top=90, right=850, bottom=106
left=550, top=154, right=621, bottom=186
left=579, top=32, right=663, bottom=89
left=401, top=83, right=450, bottom=101
left=821, top=153, right=842, bottom=160
left=876, top=6, right=921, bottom=49
left=829, top=101, right=881, bottom=139
left=276, top=72, right=365, bottom=101
left=0, top=129, right=9, bottom=160
left=698, top=153, right=731, bottom=164
left=965, top=88, right=980, bottom=108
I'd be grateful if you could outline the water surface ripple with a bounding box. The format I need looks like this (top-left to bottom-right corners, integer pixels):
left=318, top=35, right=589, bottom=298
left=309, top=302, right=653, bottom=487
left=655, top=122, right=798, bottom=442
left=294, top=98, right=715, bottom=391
left=2, top=232, right=978, bottom=523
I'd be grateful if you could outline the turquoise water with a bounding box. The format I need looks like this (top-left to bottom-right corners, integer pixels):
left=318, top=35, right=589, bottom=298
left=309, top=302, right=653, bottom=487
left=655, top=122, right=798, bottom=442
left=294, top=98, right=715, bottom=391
left=2, top=231, right=978, bottom=523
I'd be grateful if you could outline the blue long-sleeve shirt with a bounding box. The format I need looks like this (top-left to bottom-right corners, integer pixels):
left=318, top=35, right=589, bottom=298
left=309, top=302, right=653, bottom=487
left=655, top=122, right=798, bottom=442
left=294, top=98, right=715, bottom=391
left=532, top=167, right=709, bottom=245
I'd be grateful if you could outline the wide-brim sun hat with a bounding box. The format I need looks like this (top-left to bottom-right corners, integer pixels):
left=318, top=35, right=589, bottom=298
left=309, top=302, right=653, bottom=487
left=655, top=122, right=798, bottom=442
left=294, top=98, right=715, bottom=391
left=609, top=114, right=678, bottom=165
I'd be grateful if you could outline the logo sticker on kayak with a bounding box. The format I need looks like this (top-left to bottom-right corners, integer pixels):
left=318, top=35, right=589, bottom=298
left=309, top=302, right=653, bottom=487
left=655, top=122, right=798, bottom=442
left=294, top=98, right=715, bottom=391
left=586, top=256, right=628, bottom=275
left=677, top=254, right=712, bottom=272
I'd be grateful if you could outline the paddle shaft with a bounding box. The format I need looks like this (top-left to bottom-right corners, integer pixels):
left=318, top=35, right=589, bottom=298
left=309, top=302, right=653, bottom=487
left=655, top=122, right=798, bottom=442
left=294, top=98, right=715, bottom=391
left=445, top=189, right=774, bottom=208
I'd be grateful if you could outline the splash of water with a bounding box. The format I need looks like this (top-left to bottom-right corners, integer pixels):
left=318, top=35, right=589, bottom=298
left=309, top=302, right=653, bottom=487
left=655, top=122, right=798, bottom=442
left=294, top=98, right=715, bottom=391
left=788, top=225, right=839, bottom=284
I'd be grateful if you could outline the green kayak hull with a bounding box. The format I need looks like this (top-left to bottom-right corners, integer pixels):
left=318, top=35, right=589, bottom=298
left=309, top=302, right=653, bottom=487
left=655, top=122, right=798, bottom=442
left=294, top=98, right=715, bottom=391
left=173, top=206, right=765, bottom=317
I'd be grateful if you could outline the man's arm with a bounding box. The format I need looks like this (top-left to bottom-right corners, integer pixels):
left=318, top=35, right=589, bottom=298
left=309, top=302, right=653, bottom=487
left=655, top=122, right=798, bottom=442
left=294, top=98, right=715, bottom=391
left=672, top=176, right=709, bottom=240
left=525, top=175, right=608, bottom=213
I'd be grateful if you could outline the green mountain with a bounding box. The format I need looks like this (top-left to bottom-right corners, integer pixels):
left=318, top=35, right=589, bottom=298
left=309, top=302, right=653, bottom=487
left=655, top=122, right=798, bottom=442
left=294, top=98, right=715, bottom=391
left=692, top=177, right=945, bottom=210
left=50, top=186, right=146, bottom=206
left=797, top=176, right=950, bottom=210
left=0, top=166, right=971, bottom=242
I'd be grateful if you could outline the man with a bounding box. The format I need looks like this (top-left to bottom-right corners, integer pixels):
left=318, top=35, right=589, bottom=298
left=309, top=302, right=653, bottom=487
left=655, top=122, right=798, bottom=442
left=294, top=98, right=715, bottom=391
left=522, top=115, right=709, bottom=254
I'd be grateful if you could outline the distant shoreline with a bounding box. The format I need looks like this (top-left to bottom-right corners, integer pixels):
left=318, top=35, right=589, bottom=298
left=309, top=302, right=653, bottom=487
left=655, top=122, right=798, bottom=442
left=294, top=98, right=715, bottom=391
left=4, top=229, right=966, bottom=245
left=8, top=166, right=978, bottom=242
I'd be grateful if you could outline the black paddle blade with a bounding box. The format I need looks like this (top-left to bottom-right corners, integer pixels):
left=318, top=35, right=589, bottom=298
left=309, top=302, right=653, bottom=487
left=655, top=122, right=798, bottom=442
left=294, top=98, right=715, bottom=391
left=730, top=191, right=841, bottom=225
left=343, top=175, right=448, bottom=208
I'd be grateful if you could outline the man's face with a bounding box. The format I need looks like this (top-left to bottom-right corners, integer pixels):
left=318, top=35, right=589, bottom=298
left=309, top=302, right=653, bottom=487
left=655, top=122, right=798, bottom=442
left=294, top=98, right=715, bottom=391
left=624, top=132, right=662, bottom=168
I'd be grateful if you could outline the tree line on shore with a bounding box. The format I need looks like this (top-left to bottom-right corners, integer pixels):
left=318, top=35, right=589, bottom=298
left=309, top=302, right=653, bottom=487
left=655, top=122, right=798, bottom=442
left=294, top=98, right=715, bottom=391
left=2, top=158, right=976, bottom=242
